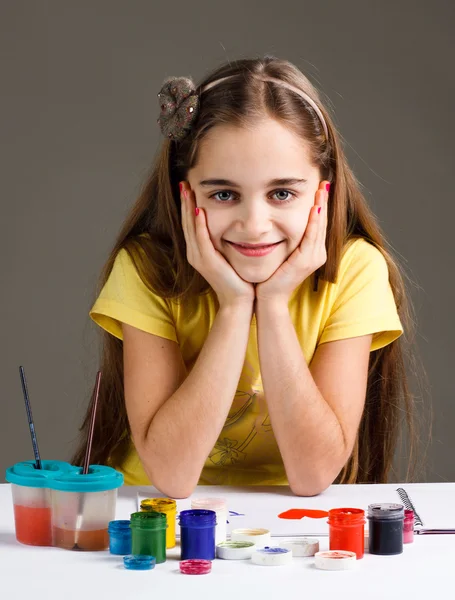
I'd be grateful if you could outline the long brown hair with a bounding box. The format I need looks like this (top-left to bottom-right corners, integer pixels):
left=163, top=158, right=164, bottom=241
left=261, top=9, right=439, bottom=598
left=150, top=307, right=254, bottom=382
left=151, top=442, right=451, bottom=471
left=72, top=56, right=424, bottom=483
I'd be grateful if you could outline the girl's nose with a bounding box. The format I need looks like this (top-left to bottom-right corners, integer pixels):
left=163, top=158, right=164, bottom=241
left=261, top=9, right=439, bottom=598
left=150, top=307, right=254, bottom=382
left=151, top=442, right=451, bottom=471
left=238, top=201, right=273, bottom=237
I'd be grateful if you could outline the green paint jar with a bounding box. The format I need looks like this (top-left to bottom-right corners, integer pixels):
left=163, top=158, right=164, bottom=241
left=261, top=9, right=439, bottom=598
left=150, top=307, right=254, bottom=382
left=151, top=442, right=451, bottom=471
left=130, top=511, right=167, bottom=563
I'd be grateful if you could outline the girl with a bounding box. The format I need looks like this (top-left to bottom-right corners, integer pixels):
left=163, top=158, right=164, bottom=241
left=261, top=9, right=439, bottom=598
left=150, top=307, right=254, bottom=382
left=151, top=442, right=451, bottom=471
left=73, top=56, right=416, bottom=498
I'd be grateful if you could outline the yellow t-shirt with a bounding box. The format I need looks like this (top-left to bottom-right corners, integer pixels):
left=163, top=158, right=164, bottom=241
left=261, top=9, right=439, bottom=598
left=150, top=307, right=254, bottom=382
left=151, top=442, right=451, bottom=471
left=90, top=237, right=403, bottom=486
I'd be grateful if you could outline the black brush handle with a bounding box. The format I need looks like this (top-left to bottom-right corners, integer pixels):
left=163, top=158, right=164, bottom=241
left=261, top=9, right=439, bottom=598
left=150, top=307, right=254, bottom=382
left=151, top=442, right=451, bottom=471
left=19, top=366, right=42, bottom=470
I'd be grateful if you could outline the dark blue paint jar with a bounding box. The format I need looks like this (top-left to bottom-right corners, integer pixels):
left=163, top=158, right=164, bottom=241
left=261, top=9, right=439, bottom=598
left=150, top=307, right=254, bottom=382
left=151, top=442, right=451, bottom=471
left=108, top=520, right=132, bottom=555
left=179, top=509, right=216, bottom=560
left=367, top=503, right=404, bottom=555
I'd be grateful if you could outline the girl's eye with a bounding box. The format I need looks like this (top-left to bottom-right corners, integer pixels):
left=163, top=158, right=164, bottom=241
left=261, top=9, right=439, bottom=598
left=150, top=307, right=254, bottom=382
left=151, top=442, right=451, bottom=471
left=272, top=189, right=294, bottom=202
left=211, top=190, right=236, bottom=202
left=210, top=189, right=296, bottom=203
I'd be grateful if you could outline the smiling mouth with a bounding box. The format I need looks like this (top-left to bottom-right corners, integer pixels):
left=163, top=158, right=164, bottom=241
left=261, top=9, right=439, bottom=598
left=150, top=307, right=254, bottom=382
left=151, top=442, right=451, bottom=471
left=225, top=241, right=283, bottom=248
left=225, top=240, right=283, bottom=257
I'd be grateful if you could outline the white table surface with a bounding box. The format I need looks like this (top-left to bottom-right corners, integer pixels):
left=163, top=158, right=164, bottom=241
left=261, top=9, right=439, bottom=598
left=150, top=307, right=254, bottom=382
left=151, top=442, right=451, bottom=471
left=1, top=482, right=454, bottom=600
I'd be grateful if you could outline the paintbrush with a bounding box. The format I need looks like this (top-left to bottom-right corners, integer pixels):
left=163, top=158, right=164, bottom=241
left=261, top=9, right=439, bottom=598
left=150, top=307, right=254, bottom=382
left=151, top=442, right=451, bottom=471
left=415, top=528, right=455, bottom=535
left=73, top=370, right=102, bottom=550
left=19, top=366, right=42, bottom=469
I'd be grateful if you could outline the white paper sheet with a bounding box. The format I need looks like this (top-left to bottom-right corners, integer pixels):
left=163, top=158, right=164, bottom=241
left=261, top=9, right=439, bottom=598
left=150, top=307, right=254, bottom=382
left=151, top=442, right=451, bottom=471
left=135, top=482, right=455, bottom=537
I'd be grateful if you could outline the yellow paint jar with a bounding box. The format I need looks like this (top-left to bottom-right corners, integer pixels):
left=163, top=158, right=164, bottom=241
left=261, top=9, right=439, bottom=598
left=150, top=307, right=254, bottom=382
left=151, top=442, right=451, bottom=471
left=140, top=498, right=176, bottom=548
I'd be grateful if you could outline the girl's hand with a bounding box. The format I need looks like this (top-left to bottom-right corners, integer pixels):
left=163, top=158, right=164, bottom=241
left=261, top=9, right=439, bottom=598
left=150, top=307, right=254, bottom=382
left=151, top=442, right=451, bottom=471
left=255, top=181, right=330, bottom=304
left=180, top=182, right=255, bottom=309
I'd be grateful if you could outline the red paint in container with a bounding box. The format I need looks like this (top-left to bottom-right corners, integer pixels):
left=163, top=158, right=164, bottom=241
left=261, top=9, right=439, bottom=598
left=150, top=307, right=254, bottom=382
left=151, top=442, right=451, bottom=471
left=180, top=559, right=212, bottom=575
left=328, top=508, right=365, bottom=559
left=403, top=509, right=414, bottom=544
left=13, top=505, right=52, bottom=546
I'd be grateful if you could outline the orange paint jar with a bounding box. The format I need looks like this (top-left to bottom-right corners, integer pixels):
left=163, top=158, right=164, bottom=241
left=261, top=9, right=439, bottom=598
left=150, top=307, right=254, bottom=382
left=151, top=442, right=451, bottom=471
left=328, top=508, right=365, bottom=559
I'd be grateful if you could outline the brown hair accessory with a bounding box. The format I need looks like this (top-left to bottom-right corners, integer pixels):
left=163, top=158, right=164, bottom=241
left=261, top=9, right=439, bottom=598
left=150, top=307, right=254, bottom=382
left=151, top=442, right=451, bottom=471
left=157, top=76, right=199, bottom=142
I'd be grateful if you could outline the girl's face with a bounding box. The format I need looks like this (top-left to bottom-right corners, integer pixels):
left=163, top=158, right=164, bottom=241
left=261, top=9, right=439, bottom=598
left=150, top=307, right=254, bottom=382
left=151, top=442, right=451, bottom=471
left=186, top=118, right=322, bottom=284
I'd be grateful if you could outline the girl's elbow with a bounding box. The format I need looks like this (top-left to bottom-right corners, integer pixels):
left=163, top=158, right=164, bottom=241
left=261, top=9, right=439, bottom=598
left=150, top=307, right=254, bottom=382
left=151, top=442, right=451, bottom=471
left=146, top=467, right=199, bottom=499
left=290, top=482, right=327, bottom=497
left=289, top=473, right=334, bottom=497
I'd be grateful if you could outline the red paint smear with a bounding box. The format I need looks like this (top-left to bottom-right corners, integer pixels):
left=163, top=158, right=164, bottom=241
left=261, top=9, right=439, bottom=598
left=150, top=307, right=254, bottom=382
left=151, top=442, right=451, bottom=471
left=278, top=508, right=329, bottom=520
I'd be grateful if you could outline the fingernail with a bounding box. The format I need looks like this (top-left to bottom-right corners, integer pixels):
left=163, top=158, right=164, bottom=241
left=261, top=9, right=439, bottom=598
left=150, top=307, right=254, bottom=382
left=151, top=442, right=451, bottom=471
left=325, top=183, right=331, bottom=192
left=318, top=207, right=322, bottom=214
left=195, top=207, right=200, bottom=216
left=179, top=182, right=183, bottom=192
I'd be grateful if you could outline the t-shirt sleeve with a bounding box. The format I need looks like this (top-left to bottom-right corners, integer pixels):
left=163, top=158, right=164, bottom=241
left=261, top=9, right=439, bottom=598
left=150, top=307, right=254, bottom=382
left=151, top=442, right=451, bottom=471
left=319, top=239, right=403, bottom=351
left=89, top=248, right=177, bottom=343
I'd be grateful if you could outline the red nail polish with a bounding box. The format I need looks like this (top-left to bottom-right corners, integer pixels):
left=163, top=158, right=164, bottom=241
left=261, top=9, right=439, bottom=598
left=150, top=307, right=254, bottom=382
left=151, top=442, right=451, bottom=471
left=318, top=207, right=322, bottom=214
left=325, top=183, right=331, bottom=192
left=195, top=207, right=200, bottom=216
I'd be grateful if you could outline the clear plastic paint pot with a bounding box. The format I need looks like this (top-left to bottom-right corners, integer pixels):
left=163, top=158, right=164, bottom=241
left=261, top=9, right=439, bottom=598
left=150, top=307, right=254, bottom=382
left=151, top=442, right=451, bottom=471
left=130, top=511, right=167, bottom=564
left=140, top=498, right=176, bottom=548
left=368, top=503, right=404, bottom=555
left=403, top=509, right=415, bottom=544
left=179, top=509, right=217, bottom=560
left=6, top=461, right=123, bottom=551
left=191, top=497, right=227, bottom=544
left=328, top=507, right=366, bottom=559
left=108, top=520, right=132, bottom=555
left=6, top=460, right=72, bottom=546
left=51, top=465, right=123, bottom=551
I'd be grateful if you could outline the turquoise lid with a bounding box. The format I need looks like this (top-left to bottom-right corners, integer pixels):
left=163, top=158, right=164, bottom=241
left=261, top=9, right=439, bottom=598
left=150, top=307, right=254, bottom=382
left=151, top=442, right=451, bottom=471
left=52, top=465, right=123, bottom=492
left=5, top=460, right=74, bottom=488
left=6, top=460, right=124, bottom=492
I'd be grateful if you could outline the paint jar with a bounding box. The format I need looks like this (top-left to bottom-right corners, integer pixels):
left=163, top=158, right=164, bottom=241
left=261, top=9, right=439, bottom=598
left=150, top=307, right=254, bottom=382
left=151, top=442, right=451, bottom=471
left=368, top=503, right=404, bottom=555
left=328, top=507, right=365, bottom=559
left=130, top=511, right=167, bottom=563
left=179, top=509, right=217, bottom=560
left=108, top=520, right=132, bottom=555
left=6, top=460, right=71, bottom=546
left=191, top=497, right=227, bottom=544
left=140, top=498, right=176, bottom=548
left=51, top=465, right=123, bottom=551
left=403, top=509, right=414, bottom=544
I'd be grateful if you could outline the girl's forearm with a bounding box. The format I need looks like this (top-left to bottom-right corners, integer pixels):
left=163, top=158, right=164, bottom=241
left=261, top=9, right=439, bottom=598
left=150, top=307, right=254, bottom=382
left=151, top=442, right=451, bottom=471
left=143, top=302, right=253, bottom=497
left=256, top=299, right=347, bottom=496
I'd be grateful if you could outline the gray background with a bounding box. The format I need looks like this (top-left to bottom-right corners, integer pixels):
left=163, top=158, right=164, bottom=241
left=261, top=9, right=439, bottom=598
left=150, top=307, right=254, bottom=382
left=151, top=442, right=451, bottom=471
left=1, top=1, right=453, bottom=483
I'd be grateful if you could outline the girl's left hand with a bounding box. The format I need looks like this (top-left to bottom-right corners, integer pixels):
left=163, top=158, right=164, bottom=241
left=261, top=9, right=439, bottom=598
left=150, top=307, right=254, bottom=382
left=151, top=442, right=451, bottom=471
left=255, top=181, right=330, bottom=304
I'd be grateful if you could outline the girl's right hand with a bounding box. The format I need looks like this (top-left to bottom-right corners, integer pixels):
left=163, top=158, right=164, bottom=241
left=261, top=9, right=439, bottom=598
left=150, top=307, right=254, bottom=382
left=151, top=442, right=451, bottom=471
left=180, top=182, right=255, bottom=309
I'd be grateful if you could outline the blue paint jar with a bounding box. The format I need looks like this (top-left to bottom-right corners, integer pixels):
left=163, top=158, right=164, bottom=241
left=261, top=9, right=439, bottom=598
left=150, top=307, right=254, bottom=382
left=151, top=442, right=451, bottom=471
left=108, top=520, right=132, bottom=555
left=179, top=509, right=216, bottom=560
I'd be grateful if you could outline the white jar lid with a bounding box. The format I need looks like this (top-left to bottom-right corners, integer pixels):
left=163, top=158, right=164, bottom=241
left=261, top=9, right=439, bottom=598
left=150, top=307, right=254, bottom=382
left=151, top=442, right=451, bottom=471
left=216, top=541, right=256, bottom=560
left=252, top=546, right=293, bottom=566
left=315, top=550, right=357, bottom=570
left=231, top=528, right=271, bottom=548
left=280, top=537, right=320, bottom=557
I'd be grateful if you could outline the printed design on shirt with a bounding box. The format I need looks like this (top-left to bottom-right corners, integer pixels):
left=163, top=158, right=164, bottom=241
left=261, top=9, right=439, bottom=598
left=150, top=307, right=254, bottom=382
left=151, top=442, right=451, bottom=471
left=208, top=386, right=272, bottom=467
left=208, top=436, right=247, bottom=466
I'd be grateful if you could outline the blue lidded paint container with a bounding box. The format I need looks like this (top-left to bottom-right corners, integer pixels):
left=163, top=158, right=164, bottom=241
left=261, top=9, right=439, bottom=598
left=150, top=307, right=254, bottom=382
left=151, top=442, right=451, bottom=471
left=123, top=555, right=156, bottom=570
left=108, top=520, right=132, bottom=555
left=5, top=460, right=124, bottom=551
left=179, top=509, right=217, bottom=560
